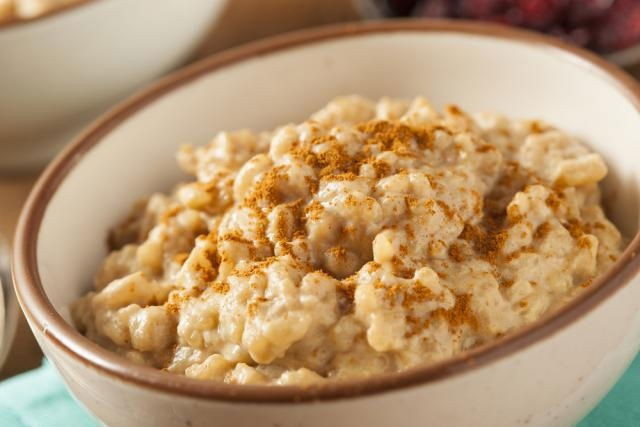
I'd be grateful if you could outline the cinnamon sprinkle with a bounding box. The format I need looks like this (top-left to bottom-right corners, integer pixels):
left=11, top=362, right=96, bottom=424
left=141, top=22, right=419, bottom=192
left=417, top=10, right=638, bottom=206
left=173, top=252, right=189, bottom=265
left=433, top=294, right=478, bottom=331
left=534, top=222, right=553, bottom=240
left=460, top=224, right=508, bottom=263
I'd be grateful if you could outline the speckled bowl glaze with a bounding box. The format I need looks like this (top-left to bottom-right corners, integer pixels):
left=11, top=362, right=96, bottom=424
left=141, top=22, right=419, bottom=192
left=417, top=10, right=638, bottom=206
left=12, top=20, right=640, bottom=427
left=0, top=0, right=228, bottom=172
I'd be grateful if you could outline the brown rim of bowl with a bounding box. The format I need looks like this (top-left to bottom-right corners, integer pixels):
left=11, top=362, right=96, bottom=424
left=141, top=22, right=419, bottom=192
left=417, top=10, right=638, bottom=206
left=12, top=19, right=640, bottom=403
left=0, top=0, right=100, bottom=31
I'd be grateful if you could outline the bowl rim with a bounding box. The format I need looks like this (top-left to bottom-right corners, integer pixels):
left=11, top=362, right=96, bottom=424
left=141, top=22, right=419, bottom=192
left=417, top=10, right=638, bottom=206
left=0, top=0, right=101, bottom=31
left=12, top=19, right=640, bottom=403
left=0, top=236, right=18, bottom=369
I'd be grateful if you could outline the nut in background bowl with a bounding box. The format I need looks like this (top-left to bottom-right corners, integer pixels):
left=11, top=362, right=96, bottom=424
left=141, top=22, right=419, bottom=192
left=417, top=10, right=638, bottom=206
left=0, top=0, right=229, bottom=173
left=12, top=20, right=640, bottom=427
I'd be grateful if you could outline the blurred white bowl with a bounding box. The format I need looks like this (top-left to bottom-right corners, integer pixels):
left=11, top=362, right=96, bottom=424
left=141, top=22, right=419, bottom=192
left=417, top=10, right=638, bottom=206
left=0, top=0, right=228, bottom=172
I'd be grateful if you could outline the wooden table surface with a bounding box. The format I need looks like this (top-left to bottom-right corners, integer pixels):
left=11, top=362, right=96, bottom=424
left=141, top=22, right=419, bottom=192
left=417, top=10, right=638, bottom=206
left=0, top=0, right=360, bottom=380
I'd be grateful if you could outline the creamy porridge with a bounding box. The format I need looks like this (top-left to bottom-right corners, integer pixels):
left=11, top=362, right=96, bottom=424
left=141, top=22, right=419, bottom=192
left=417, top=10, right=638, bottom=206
left=72, top=96, right=623, bottom=386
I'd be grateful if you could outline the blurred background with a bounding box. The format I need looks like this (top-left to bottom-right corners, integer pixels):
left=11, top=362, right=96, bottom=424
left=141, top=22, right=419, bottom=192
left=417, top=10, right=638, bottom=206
left=2, top=0, right=640, bottom=380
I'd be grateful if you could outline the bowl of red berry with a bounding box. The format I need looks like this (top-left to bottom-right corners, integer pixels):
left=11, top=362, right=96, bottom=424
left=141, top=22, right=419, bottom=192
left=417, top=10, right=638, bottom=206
left=365, top=0, right=640, bottom=70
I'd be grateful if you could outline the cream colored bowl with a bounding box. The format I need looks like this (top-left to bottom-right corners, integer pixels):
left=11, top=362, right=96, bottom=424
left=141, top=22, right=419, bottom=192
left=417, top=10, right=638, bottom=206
left=13, top=20, right=640, bottom=427
left=0, top=0, right=228, bottom=172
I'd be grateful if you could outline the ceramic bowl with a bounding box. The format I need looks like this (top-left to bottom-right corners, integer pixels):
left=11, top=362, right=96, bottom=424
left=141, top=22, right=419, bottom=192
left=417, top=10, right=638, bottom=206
left=0, top=0, right=228, bottom=172
left=12, top=20, right=640, bottom=427
left=0, top=236, right=17, bottom=369
left=0, top=269, right=4, bottom=367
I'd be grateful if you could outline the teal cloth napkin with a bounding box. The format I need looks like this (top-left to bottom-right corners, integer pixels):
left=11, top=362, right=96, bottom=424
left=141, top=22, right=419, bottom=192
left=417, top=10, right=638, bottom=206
left=0, top=361, right=96, bottom=427
left=0, top=354, right=638, bottom=426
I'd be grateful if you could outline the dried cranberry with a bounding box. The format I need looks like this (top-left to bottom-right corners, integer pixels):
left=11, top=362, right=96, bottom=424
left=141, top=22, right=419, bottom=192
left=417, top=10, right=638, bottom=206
left=418, top=0, right=457, bottom=17
left=385, top=0, right=420, bottom=16
left=566, top=0, right=614, bottom=26
left=503, top=7, right=526, bottom=25
left=592, top=0, right=640, bottom=51
left=516, top=0, right=569, bottom=29
left=456, top=0, right=511, bottom=19
left=407, top=0, right=640, bottom=53
left=548, top=25, right=592, bottom=47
